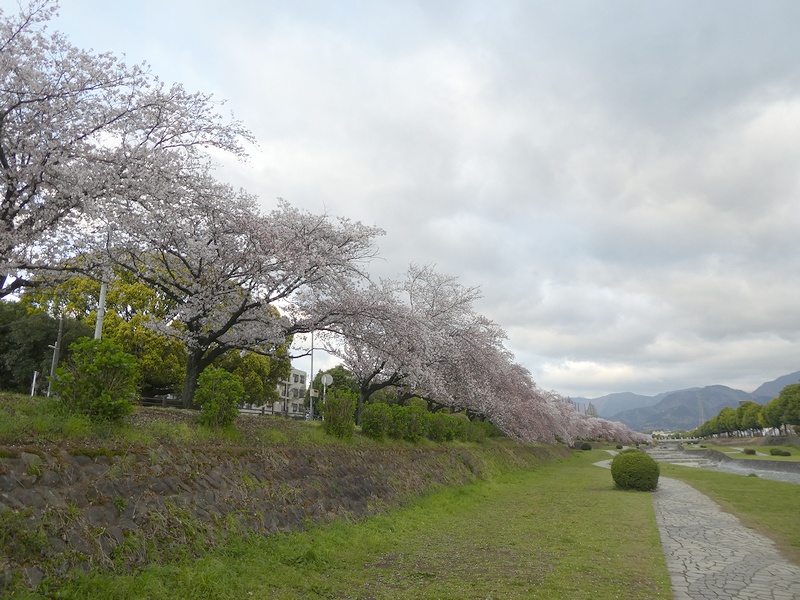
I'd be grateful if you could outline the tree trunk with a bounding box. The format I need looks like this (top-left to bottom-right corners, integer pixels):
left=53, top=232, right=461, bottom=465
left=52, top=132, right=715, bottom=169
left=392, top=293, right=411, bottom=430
left=181, top=349, right=204, bottom=408
left=356, top=389, right=369, bottom=425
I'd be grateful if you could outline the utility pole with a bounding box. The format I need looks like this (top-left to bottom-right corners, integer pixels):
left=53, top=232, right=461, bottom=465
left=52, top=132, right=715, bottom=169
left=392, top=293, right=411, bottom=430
left=47, top=316, right=64, bottom=397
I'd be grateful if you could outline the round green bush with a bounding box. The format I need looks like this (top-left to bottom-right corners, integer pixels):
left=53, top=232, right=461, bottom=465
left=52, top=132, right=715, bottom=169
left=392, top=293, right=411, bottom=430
left=610, top=451, right=660, bottom=491
left=769, top=448, right=791, bottom=456
left=579, top=442, right=592, bottom=451
left=615, top=444, right=623, bottom=450
left=53, top=338, right=139, bottom=423
left=743, top=448, right=756, bottom=455
left=427, top=412, right=456, bottom=442
left=360, top=402, right=392, bottom=440
left=321, top=390, right=357, bottom=439
left=195, top=367, right=244, bottom=428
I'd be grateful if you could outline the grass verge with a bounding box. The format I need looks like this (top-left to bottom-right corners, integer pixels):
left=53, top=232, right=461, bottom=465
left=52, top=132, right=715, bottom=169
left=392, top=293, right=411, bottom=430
left=17, top=450, right=670, bottom=600
left=661, top=463, right=800, bottom=564
left=683, top=441, right=800, bottom=461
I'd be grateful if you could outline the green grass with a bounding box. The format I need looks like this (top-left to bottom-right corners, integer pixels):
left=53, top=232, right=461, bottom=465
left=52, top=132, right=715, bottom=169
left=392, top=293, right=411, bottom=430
left=0, top=393, right=460, bottom=450
left=661, top=463, right=800, bottom=563
left=686, top=442, right=800, bottom=461
left=22, top=450, right=670, bottom=600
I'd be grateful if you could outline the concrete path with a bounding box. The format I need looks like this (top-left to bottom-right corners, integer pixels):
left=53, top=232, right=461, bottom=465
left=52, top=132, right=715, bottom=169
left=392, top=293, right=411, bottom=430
left=597, top=450, right=800, bottom=598
left=653, top=477, right=800, bottom=599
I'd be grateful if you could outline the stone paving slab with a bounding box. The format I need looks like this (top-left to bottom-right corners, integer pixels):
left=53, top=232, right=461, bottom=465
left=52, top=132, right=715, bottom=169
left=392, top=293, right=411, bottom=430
left=653, top=477, right=800, bottom=599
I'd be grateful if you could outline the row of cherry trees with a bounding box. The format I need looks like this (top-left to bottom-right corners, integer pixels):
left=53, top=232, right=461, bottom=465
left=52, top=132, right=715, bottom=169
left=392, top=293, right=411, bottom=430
left=0, top=1, right=645, bottom=444
left=311, top=264, right=645, bottom=444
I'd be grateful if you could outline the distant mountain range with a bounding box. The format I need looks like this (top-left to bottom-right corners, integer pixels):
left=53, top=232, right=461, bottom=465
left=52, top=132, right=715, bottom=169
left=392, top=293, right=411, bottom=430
left=573, top=370, right=800, bottom=433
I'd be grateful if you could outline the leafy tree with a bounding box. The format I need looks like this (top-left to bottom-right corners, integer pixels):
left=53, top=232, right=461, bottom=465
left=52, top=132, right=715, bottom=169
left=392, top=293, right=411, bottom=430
left=20, top=272, right=186, bottom=396
left=0, top=300, right=91, bottom=393
left=0, top=0, right=251, bottom=298
left=761, top=395, right=787, bottom=434
left=310, top=365, right=359, bottom=415
left=717, top=407, right=738, bottom=437
left=52, top=338, right=139, bottom=422
left=775, top=383, right=800, bottom=431
left=214, top=348, right=291, bottom=407
left=736, top=401, right=762, bottom=434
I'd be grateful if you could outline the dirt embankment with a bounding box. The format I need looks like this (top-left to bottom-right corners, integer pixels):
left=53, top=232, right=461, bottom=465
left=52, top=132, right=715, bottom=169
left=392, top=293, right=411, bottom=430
left=0, top=435, right=566, bottom=590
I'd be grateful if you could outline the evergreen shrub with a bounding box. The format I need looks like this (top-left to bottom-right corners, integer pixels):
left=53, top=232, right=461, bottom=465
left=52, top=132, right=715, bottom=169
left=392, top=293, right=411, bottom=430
left=579, top=442, right=592, bottom=451
left=769, top=448, right=791, bottom=456
left=610, top=451, right=660, bottom=491
left=448, top=416, right=470, bottom=442
left=321, top=390, right=357, bottom=439
left=743, top=448, right=756, bottom=455
left=427, top=412, right=456, bottom=442
left=360, top=402, right=392, bottom=439
left=53, top=338, right=138, bottom=423
left=404, top=405, right=430, bottom=442
left=386, top=405, right=412, bottom=440
left=472, top=420, right=504, bottom=439
left=195, top=367, right=244, bottom=428
left=615, top=444, right=623, bottom=449
left=361, top=403, right=503, bottom=444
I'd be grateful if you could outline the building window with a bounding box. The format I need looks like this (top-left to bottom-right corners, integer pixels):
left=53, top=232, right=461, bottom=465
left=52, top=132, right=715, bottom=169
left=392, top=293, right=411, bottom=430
left=293, top=374, right=299, bottom=383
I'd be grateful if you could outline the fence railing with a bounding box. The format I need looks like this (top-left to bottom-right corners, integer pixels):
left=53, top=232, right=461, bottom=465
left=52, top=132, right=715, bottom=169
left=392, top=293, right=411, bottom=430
left=138, top=397, right=309, bottom=420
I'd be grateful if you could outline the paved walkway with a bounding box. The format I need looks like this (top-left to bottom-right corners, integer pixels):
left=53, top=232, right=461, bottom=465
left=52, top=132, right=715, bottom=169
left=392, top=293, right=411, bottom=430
left=653, top=477, right=800, bottom=599
left=597, top=451, right=800, bottom=598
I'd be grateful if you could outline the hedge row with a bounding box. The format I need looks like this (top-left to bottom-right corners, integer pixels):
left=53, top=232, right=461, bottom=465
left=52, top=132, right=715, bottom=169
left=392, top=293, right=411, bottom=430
left=360, top=403, right=502, bottom=443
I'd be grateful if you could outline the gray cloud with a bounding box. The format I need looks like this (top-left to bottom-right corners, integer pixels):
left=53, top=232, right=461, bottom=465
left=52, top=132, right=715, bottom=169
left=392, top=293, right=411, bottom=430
left=55, top=0, right=800, bottom=397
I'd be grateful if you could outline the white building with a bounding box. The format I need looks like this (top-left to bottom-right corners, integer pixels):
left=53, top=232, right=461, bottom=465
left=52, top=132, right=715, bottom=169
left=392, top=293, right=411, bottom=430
left=274, top=368, right=308, bottom=418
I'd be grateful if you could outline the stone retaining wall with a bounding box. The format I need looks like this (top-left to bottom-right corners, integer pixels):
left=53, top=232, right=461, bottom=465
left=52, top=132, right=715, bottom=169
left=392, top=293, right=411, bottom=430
left=0, top=442, right=564, bottom=590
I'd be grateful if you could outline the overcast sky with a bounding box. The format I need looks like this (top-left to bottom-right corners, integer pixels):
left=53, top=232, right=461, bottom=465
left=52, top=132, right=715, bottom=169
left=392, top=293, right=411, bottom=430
left=46, top=0, right=800, bottom=398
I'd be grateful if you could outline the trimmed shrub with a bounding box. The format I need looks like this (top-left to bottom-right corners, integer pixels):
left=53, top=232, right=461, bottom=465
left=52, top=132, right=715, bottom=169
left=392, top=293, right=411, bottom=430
left=615, top=444, right=623, bottom=450
left=385, top=405, right=409, bottom=440
left=427, top=412, right=456, bottom=442
left=448, top=416, right=470, bottom=442
left=743, top=448, right=756, bottom=455
left=53, top=338, right=139, bottom=423
left=404, top=405, right=430, bottom=442
left=611, top=451, right=660, bottom=491
left=195, top=367, right=244, bottom=428
left=472, top=420, right=504, bottom=439
left=769, top=448, right=792, bottom=456
left=360, top=402, right=392, bottom=439
left=321, top=390, right=357, bottom=439
left=579, top=442, right=592, bottom=451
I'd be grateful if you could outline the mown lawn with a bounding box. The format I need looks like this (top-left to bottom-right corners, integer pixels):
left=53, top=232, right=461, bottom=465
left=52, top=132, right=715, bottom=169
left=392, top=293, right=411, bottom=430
left=21, top=450, right=671, bottom=600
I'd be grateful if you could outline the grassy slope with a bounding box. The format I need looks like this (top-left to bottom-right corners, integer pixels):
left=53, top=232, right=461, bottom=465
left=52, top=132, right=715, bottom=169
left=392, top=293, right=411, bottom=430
left=25, top=450, right=670, bottom=600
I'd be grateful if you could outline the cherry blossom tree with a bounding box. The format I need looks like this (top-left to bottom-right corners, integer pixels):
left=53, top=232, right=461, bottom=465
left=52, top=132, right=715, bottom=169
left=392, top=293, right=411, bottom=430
left=315, top=265, right=496, bottom=422
left=0, top=0, right=251, bottom=297
left=92, top=173, right=383, bottom=407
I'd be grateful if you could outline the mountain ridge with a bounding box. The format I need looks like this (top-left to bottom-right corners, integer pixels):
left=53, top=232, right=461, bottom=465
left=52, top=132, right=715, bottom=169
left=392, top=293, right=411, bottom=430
left=576, top=370, right=800, bottom=432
